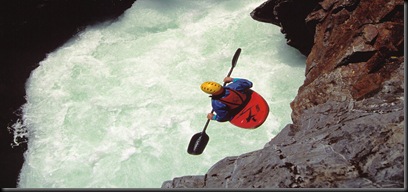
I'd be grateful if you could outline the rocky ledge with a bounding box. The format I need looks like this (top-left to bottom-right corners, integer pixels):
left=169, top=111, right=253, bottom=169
left=162, top=0, right=404, bottom=188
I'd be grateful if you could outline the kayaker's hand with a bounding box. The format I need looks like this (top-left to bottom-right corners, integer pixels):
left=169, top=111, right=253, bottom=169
left=224, top=77, right=233, bottom=83
left=207, top=113, right=214, bottom=120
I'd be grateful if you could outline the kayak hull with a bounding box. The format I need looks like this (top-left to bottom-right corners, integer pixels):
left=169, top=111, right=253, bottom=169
left=229, top=90, right=269, bottom=129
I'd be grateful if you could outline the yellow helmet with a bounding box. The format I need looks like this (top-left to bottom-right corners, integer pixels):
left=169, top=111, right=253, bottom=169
left=200, top=81, right=223, bottom=94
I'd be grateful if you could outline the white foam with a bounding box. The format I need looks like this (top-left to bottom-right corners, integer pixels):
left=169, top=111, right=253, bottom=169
left=15, top=0, right=305, bottom=188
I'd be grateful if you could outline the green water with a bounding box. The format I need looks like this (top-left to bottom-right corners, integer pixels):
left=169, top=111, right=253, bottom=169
left=13, top=0, right=305, bottom=188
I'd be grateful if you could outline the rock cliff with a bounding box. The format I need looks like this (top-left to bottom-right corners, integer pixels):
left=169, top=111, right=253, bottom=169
left=162, top=0, right=404, bottom=188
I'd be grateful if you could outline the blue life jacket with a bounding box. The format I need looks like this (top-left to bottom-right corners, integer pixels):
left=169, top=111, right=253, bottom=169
left=210, top=78, right=253, bottom=122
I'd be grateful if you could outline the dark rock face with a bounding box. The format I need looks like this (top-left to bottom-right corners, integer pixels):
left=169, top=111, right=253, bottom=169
left=0, top=0, right=135, bottom=187
left=162, top=0, right=404, bottom=188
left=250, top=0, right=321, bottom=55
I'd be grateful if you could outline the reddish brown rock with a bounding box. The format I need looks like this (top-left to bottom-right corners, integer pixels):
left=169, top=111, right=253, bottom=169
left=291, top=0, right=404, bottom=123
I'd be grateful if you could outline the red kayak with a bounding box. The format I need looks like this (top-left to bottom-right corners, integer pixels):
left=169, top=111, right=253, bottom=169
left=229, top=90, right=269, bottom=129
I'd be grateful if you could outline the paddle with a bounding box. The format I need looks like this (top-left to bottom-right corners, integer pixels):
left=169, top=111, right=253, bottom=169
left=187, top=48, right=242, bottom=155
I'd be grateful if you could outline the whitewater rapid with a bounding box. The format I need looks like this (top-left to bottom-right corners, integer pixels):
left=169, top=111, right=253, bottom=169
left=13, top=0, right=305, bottom=188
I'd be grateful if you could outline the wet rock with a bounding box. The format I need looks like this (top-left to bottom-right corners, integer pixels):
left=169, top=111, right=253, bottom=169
left=162, top=175, right=205, bottom=188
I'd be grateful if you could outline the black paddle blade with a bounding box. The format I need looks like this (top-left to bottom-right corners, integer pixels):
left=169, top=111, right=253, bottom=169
left=226, top=48, right=241, bottom=78
left=231, top=48, right=241, bottom=68
left=187, top=132, right=209, bottom=155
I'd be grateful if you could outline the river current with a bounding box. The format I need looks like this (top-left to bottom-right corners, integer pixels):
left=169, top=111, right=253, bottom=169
left=12, top=0, right=305, bottom=187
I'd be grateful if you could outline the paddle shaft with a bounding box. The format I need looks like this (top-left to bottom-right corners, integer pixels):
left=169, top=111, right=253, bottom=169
left=187, top=48, right=241, bottom=155
left=201, top=48, right=241, bottom=133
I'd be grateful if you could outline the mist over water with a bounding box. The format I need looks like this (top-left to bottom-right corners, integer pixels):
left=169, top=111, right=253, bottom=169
left=12, top=0, right=306, bottom=188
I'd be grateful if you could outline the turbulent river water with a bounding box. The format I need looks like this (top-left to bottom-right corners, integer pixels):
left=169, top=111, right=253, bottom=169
left=12, top=0, right=306, bottom=188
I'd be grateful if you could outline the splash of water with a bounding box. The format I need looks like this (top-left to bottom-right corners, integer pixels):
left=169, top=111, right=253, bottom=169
left=14, top=0, right=305, bottom=188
